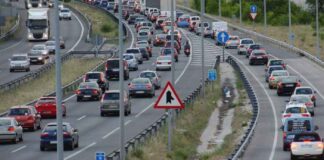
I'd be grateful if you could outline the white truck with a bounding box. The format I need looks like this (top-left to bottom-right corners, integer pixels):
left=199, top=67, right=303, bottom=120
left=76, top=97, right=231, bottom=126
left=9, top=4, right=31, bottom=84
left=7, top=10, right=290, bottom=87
left=26, top=8, right=50, bottom=41
left=211, top=21, right=228, bottom=40
left=25, top=0, right=46, bottom=9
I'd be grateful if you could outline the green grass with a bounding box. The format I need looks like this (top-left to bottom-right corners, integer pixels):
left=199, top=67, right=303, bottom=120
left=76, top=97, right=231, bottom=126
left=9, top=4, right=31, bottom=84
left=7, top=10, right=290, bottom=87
left=127, top=78, right=221, bottom=160
left=0, top=57, right=104, bottom=113
left=65, top=1, right=118, bottom=38
left=2, top=16, right=16, bottom=35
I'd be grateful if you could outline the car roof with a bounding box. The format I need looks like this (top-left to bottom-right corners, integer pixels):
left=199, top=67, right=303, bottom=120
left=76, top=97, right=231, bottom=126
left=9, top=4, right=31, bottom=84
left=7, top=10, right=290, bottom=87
left=46, top=122, right=70, bottom=126
left=241, top=38, right=253, bottom=41
left=285, top=103, right=307, bottom=109
left=141, top=70, right=156, bottom=73
left=10, top=105, right=33, bottom=109
left=291, top=94, right=311, bottom=99
left=295, top=86, right=312, bottom=90
left=86, top=71, right=102, bottom=74
left=12, top=54, right=28, bottom=57
left=104, top=90, right=120, bottom=93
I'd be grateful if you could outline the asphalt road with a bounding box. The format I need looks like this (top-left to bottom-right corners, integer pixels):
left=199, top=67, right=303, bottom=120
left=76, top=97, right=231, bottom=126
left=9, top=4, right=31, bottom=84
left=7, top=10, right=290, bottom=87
left=0, top=6, right=220, bottom=160
left=178, top=9, right=324, bottom=160
left=0, top=2, right=92, bottom=85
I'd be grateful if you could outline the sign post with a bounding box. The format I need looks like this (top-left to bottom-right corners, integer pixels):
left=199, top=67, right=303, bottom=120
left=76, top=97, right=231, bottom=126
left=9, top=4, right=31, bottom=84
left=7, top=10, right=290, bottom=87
left=217, top=31, right=229, bottom=62
left=250, top=5, right=257, bottom=30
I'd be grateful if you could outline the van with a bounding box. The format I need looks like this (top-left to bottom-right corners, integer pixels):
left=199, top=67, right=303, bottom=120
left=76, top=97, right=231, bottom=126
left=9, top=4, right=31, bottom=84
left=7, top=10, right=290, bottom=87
left=105, top=58, right=130, bottom=80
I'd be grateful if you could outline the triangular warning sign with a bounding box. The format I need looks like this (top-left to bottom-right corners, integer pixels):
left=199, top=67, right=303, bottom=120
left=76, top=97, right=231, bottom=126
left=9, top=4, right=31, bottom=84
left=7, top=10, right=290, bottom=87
left=154, top=81, right=184, bottom=109
left=250, top=13, right=257, bottom=20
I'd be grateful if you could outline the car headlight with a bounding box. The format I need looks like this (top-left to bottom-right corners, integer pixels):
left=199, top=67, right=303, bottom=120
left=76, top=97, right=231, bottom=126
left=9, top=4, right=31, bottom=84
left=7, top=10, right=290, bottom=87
left=28, top=4, right=31, bottom=7
left=43, top=33, right=48, bottom=39
left=28, top=33, right=33, bottom=39
left=38, top=3, right=42, bottom=7
left=38, top=57, right=43, bottom=60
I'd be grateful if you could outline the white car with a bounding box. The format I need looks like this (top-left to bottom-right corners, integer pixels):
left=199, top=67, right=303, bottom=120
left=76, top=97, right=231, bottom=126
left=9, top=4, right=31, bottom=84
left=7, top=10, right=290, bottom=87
left=123, top=54, right=138, bottom=71
left=31, top=44, right=49, bottom=59
left=290, top=132, right=323, bottom=160
left=237, top=38, right=254, bottom=55
left=9, top=54, right=30, bottom=72
left=292, top=86, right=317, bottom=107
left=58, top=4, right=64, bottom=10
left=59, top=8, right=72, bottom=20
left=126, top=48, right=143, bottom=64
left=156, top=55, right=172, bottom=71
left=0, top=117, right=23, bottom=143
left=225, top=36, right=240, bottom=49
left=288, top=95, right=315, bottom=116
left=282, top=104, right=311, bottom=126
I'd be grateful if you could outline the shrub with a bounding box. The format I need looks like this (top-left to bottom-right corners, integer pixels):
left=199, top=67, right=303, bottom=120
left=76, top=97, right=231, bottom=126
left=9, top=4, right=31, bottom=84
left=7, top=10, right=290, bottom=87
left=100, top=23, right=112, bottom=33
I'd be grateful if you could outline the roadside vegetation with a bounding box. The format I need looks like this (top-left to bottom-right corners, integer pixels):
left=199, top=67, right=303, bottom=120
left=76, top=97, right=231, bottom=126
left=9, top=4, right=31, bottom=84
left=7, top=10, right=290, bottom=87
left=2, top=16, right=17, bottom=35
left=65, top=1, right=118, bottom=38
left=0, top=58, right=104, bottom=113
left=183, top=0, right=323, bottom=58
left=127, top=77, right=221, bottom=160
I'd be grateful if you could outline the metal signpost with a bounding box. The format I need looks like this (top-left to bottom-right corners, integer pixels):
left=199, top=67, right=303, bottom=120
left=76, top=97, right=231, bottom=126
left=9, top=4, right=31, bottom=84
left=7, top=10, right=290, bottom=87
left=250, top=5, right=257, bottom=30
left=217, top=31, right=229, bottom=62
left=169, top=0, right=175, bottom=152
left=201, top=0, right=205, bottom=97
left=316, top=0, right=320, bottom=60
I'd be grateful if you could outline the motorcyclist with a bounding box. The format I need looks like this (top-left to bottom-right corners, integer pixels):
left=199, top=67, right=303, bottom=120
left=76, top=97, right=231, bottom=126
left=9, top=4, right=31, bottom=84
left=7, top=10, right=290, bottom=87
left=184, top=41, right=190, bottom=56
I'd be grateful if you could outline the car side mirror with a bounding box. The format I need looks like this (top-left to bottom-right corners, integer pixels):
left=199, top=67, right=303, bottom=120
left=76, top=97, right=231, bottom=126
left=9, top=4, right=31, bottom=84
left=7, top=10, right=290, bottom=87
left=315, top=125, right=319, bottom=131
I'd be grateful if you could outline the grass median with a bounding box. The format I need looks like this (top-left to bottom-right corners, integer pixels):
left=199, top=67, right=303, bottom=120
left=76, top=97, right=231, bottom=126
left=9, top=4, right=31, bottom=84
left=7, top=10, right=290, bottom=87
left=0, top=57, right=104, bottom=113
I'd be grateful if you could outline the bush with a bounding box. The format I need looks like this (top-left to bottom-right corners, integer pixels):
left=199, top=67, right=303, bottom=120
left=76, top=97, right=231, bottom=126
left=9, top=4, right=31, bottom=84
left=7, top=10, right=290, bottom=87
left=100, top=23, right=112, bottom=33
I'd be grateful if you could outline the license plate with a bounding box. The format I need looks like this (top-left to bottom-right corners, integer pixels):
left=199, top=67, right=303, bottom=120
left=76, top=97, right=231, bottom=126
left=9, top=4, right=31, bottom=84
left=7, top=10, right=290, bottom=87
left=50, top=141, right=57, bottom=144
left=136, top=91, right=145, bottom=94
left=42, top=111, right=51, bottom=114
left=301, top=144, right=312, bottom=148
left=109, top=105, right=117, bottom=108
left=286, top=84, right=294, bottom=87
left=257, top=56, right=263, bottom=59
left=112, top=69, right=119, bottom=72
left=288, top=135, right=295, bottom=139
left=31, top=60, right=37, bottom=62
left=84, top=95, right=91, bottom=98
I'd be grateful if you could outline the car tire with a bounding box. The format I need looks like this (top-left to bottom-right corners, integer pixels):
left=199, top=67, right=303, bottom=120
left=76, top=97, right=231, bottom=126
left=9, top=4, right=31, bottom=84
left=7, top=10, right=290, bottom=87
left=277, top=92, right=282, bottom=96
left=9, top=69, right=13, bottom=72
left=268, top=84, right=272, bottom=89
left=75, top=140, right=79, bottom=148
left=77, top=97, right=81, bottom=102
left=249, top=61, right=253, bottom=65
left=40, top=145, right=45, bottom=151
left=12, top=134, right=18, bottom=144
left=100, top=112, right=105, bottom=117
left=290, top=153, right=297, bottom=160
left=69, top=141, right=74, bottom=150
left=19, top=134, right=23, bottom=142
left=26, top=68, right=30, bottom=72
left=63, top=111, right=66, bottom=117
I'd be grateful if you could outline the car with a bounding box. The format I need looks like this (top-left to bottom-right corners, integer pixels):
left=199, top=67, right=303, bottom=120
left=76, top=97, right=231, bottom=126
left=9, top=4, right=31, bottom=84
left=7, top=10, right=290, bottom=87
left=156, top=55, right=172, bottom=71
left=282, top=117, right=318, bottom=151
left=128, top=78, right=155, bottom=98
left=194, top=22, right=209, bottom=34
left=105, top=58, right=130, bottom=80
left=203, top=27, right=213, bottom=38
left=277, top=76, right=301, bottom=96
left=153, top=34, right=167, bottom=46
left=155, top=16, right=168, bottom=29
left=100, top=90, right=131, bottom=116
left=40, top=122, right=79, bottom=151
left=135, top=40, right=152, bottom=57
left=31, top=44, right=49, bottom=59
left=237, top=38, right=254, bottom=55
left=165, top=41, right=181, bottom=53
left=106, top=2, right=114, bottom=10
left=123, top=53, right=138, bottom=71
left=128, top=15, right=138, bottom=24
left=265, top=65, right=285, bottom=83
left=59, top=8, right=72, bottom=20
left=162, top=21, right=177, bottom=34
left=83, top=71, right=109, bottom=92
left=166, top=34, right=181, bottom=45
left=149, top=12, right=159, bottom=22
left=225, top=36, right=240, bottom=49
left=51, top=36, right=65, bottom=49
left=292, top=87, right=317, bottom=107
left=160, top=47, right=178, bottom=62
left=126, top=48, right=143, bottom=64
left=100, top=0, right=108, bottom=7
left=177, top=14, right=190, bottom=28
left=58, top=4, right=64, bottom=10
left=28, top=50, right=46, bottom=65
left=134, top=17, right=145, bottom=28
left=288, top=95, right=315, bottom=116
left=45, top=41, right=56, bottom=54
left=290, top=132, right=323, bottom=159
left=139, top=48, right=150, bottom=61
left=246, top=44, right=264, bottom=58
left=35, top=96, right=66, bottom=118
left=75, top=82, right=102, bottom=101
left=268, top=70, right=289, bottom=89
left=189, top=16, right=200, bottom=31
left=139, top=70, right=161, bottom=89
left=9, top=54, right=30, bottom=72
left=266, top=59, right=286, bottom=71
left=7, top=106, right=41, bottom=131
left=282, top=104, right=311, bottom=126
left=137, top=31, right=152, bottom=44
left=0, top=117, right=23, bottom=144
left=176, top=11, right=184, bottom=20
left=248, top=49, right=269, bottom=65
left=167, top=29, right=182, bottom=40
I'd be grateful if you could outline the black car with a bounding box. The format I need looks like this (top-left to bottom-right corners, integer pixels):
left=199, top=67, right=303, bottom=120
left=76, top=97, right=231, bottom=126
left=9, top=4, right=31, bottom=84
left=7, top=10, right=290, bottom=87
left=128, top=15, right=138, bottom=25
left=139, top=47, right=149, bottom=60
left=105, top=58, right=130, bottom=80
left=84, top=71, right=109, bottom=92
left=40, top=122, right=79, bottom=151
left=75, top=82, right=102, bottom=101
left=277, top=76, right=301, bottom=96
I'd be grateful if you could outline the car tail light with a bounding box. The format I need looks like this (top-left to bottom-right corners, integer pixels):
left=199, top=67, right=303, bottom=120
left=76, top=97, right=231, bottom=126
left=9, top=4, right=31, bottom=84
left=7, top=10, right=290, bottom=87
left=63, top=132, right=71, bottom=138
left=297, top=82, right=301, bottom=87
left=317, top=142, right=324, bottom=149
left=41, top=132, right=49, bottom=138
left=305, top=102, right=313, bottom=107
left=290, top=143, right=298, bottom=150
left=302, top=113, right=310, bottom=117
left=168, top=62, right=172, bottom=64
left=146, top=84, right=152, bottom=89
left=92, top=90, right=98, bottom=94
left=269, top=76, right=275, bottom=81
left=283, top=132, right=287, bottom=139
left=8, top=126, right=15, bottom=132
left=311, top=95, right=316, bottom=101
left=105, top=63, right=108, bottom=71
left=283, top=114, right=291, bottom=118
left=75, top=90, right=81, bottom=95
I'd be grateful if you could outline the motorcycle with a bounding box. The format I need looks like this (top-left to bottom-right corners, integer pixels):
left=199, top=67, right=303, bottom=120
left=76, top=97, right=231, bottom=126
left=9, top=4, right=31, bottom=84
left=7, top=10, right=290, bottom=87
left=184, top=48, right=190, bottom=57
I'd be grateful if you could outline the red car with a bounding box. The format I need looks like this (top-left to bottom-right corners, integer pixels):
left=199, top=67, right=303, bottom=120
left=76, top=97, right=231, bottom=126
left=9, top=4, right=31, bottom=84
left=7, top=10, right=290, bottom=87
left=7, top=106, right=41, bottom=131
left=35, top=97, right=66, bottom=118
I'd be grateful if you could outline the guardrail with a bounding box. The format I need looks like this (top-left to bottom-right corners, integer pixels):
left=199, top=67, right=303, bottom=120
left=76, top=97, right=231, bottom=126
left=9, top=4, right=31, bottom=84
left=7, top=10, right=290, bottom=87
left=106, top=56, right=221, bottom=160
left=226, top=56, right=259, bottom=160
left=177, top=5, right=324, bottom=68
left=0, top=14, right=20, bottom=40
left=0, top=50, right=116, bottom=117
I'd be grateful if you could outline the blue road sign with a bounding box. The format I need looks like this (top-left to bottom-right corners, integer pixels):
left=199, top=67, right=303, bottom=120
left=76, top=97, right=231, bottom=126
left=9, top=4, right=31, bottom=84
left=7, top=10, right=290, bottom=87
left=217, top=31, right=229, bottom=44
left=250, top=5, right=257, bottom=13
left=208, top=69, right=217, bottom=81
left=96, top=152, right=105, bottom=160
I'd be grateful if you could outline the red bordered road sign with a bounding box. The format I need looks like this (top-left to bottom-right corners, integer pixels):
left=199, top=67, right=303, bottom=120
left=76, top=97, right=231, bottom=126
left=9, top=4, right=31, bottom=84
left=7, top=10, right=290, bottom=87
left=154, top=81, right=184, bottom=109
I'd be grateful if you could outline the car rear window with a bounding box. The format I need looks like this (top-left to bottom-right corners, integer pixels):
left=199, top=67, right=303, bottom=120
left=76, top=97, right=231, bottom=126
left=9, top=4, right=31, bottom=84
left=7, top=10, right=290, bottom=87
left=107, top=60, right=119, bottom=68
left=286, top=107, right=307, bottom=114
left=0, top=119, right=11, bottom=126
left=158, top=56, right=171, bottom=61
left=79, top=82, right=98, bottom=89
left=126, top=49, right=140, bottom=53
left=44, top=125, right=68, bottom=132
left=162, top=49, right=172, bottom=55
left=8, top=108, right=30, bottom=116
left=296, top=88, right=313, bottom=94
left=38, top=98, right=56, bottom=104
left=123, top=55, right=134, bottom=60
left=103, top=93, right=119, bottom=100
left=12, top=56, right=27, bottom=61
left=242, top=40, right=253, bottom=44
left=250, top=45, right=261, bottom=49
left=282, top=77, right=298, bottom=83
left=270, top=60, right=283, bottom=65
left=229, top=37, right=238, bottom=40
left=85, top=73, right=100, bottom=80
left=253, top=52, right=266, bottom=56
left=269, top=66, right=284, bottom=73
left=294, top=134, right=320, bottom=142
left=290, top=96, right=311, bottom=103
left=286, top=119, right=312, bottom=132
left=140, top=72, right=156, bottom=78
left=132, top=78, right=150, bottom=84
left=272, top=71, right=288, bottom=76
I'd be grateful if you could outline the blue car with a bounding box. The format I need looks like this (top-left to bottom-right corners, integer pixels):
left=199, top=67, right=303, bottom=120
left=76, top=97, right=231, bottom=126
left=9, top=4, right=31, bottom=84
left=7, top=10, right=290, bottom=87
left=100, top=0, right=108, bottom=7
left=177, top=21, right=189, bottom=28
left=106, top=2, right=114, bottom=10
left=40, top=122, right=79, bottom=151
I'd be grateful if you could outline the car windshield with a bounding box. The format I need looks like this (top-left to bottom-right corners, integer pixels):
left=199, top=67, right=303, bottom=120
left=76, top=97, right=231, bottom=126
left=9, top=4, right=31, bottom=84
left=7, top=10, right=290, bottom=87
left=29, top=51, right=42, bottom=55
left=290, top=96, right=310, bottom=103
left=139, top=32, right=148, bottom=36
left=285, top=107, right=307, bottom=114
left=79, top=82, right=98, bottom=89
left=126, top=49, right=140, bottom=53
left=137, top=41, right=147, bottom=45
left=253, top=52, right=266, bottom=56
left=132, top=78, right=150, bottom=84
left=294, top=134, right=320, bottom=142
left=8, top=108, right=30, bottom=116
left=136, top=18, right=144, bottom=22
left=0, top=119, right=11, bottom=126
left=33, top=46, right=45, bottom=50
left=242, top=40, right=253, bottom=44
left=296, top=88, right=313, bottom=94
left=61, top=9, right=70, bottom=12
left=140, top=72, right=156, bottom=78
left=103, top=93, right=119, bottom=100
left=282, top=77, right=298, bottom=83
left=85, top=73, right=100, bottom=80
left=44, top=125, right=68, bottom=132
left=270, top=60, right=283, bottom=65
left=272, top=71, right=288, bottom=76
left=269, top=66, right=284, bottom=73
left=123, top=55, right=134, bottom=60
left=12, top=56, right=27, bottom=61
left=287, top=119, right=312, bottom=132
left=162, top=49, right=172, bottom=55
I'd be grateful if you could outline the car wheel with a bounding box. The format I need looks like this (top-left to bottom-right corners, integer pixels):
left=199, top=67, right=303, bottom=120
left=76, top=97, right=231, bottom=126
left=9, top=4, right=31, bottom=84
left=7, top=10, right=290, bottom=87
left=40, top=145, right=45, bottom=151
left=63, top=111, right=66, bottom=117
left=9, top=69, right=13, bottom=72
left=249, top=61, right=253, bottom=65
left=268, top=84, right=272, bottom=89
left=100, top=112, right=105, bottom=117
left=290, top=153, right=297, bottom=160
left=69, top=141, right=75, bottom=150
left=26, top=68, right=30, bottom=72
left=12, top=134, right=18, bottom=144
left=75, top=140, right=79, bottom=148
left=19, top=134, right=23, bottom=142
left=277, top=92, right=282, bottom=96
left=77, top=97, right=81, bottom=102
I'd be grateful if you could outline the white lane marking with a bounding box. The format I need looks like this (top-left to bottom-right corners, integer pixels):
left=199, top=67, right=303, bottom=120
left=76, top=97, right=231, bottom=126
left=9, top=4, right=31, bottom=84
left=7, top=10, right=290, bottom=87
left=64, top=142, right=96, bottom=160
left=67, top=12, right=85, bottom=52
left=11, top=145, right=26, bottom=153
left=0, top=39, right=24, bottom=53
left=135, top=103, right=153, bottom=118
left=123, top=21, right=135, bottom=47
left=102, top=127, right=120, bottom=139
left=77, top=115, right=87, bottom=121
left=125, top=120, right=131, bottom=125
left=63, top=94, right=76, bottom=102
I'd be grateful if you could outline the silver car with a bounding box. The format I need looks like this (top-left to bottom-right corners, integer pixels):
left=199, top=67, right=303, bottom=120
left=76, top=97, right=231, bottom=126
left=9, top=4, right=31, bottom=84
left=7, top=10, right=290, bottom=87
left=139, top=70, right=161, bottom=89
left=123, top=54, right=138, bottom=71
left=0, top=117, right=23, bottom=143
left=45, top=41, right=56, bottom=54
left=9, top=54, right=30, bottom=72
left=128, top=78, right=155, bottom=98
left=126, top=48, right=143, bottom=64
left=288, top=95, right=315, bottom=116
left=237, top=38, right=254, bottom=55
left=31, top=44, right=49, bottom=59
left=100, top=90, right=131, bottom=116
left=28, top=50, right=46, bottom=64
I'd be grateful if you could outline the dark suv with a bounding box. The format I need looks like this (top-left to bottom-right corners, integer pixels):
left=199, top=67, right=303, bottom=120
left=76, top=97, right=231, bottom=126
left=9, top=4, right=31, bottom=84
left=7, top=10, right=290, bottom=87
left=105, top=58, right=130, bottom=80
left=84, top=71, right=109, bottom=92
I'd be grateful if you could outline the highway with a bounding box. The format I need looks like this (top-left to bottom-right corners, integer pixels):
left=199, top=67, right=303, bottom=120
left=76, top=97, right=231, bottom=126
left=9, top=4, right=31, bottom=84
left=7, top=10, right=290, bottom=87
left=0, top=5, right=220, bottom=160
left=0, top=1, right=92, bottom=85
left=178, top=9, right=324, bottom=160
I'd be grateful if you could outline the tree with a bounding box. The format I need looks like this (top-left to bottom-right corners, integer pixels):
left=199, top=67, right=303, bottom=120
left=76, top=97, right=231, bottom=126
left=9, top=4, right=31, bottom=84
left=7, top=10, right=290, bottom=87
left=306, top=0, right=324, bottom=15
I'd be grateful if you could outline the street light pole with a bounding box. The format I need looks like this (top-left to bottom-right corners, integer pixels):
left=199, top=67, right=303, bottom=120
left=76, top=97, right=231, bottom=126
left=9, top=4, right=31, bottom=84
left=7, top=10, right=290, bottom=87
left=118, top=0, right=125, bottom=159
left=263, top=0, right=267, bottom=31
left=316, top=0, right=320, bottom=60
left=239, top=0, right=242, bottom=24
left=218, top=0, right=221, bottom=17
left=54, top=0, right=63, bottom=159
left=288, top=0, right=292, bottom=46
left=201, top=0, right=205, bottom=97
